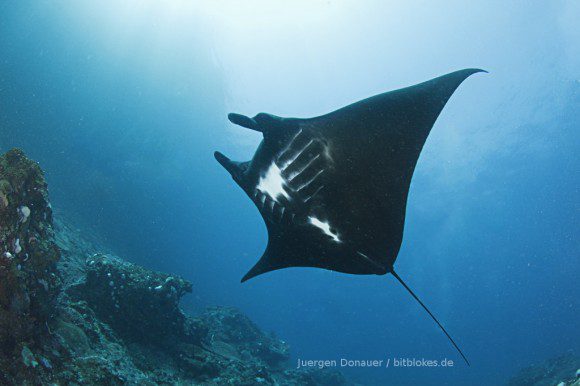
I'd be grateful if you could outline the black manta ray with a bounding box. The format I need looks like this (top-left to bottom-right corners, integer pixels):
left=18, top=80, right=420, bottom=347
left=215, top=69, right=485, bottom=365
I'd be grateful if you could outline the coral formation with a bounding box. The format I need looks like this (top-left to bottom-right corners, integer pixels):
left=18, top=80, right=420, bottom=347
left=73, top=253, right=194, bottom=346
left=0, top=149, right=349, bottom=385
left=508, top=352, right=580, bottom=386
left=0, top=148, right=60, bottom=384
left=52, top=249, right=349, bottom=385
left=198, top=306, right=290, bottom=367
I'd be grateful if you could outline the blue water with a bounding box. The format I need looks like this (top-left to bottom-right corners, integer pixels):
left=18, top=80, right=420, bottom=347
left=1, top=2, right=578, bottom=385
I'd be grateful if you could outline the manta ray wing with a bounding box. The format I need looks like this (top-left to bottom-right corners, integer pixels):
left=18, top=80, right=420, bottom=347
left=215, top=68, right=485, bottom=365
left=216, top=68, right=484, bottom=280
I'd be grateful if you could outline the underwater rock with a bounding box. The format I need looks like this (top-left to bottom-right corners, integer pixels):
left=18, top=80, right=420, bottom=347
left=0, top=148, right=60, bottom=384
left=70, top=253, right=194, bottom=346
left=188, top=307, right=350, bottom=385
left=0, top=149, right=350, bottom=385
left=50, top=224, right=349, bottom=385
left=197, top=306, right=290, bottom=367
left=508, top=352, right=580, bottom=386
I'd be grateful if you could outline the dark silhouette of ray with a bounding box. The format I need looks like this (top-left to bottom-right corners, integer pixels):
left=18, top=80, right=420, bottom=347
left=215, top=69, right=486, bottom=365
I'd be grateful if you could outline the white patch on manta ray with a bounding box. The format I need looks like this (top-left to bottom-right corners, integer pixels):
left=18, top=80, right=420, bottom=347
left=256, top=161, right=290, bottom=202
left=308, top=216, right=341, bottom=243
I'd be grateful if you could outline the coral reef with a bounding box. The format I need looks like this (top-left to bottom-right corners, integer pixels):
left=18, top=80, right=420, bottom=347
left=507, top=352, right=580, bottom=386
left=0, top=148, right=60, bottom=384
left=198, top=306, right=290, bottom=367
left=72, top=253, right=194, bottom=345
left=52, top=250, right=349, bottom=385
left=0, top=149, right=350, bottom=385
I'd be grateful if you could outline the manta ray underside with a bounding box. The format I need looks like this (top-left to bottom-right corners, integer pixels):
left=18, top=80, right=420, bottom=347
left=215, top=68, right=485, bottom=365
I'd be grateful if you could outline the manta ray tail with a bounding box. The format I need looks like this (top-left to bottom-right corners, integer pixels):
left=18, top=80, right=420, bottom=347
left=390, top=270, right=470, bottom=366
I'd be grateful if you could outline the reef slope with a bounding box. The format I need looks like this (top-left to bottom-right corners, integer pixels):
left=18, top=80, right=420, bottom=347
left=0, top=149, right=349, bottom=385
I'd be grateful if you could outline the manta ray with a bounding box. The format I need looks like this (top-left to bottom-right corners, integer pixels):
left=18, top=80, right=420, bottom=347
left=215, top=69, right=485, bottom=365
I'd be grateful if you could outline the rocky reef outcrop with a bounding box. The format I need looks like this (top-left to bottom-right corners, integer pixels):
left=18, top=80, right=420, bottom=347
left=0, top=149, right=350, bottom=385
left=198, top=306, right=290, bottom=367
left=507, top=352, right=580, bottom=386
left=0, top=149, right=60, bottom=384
left=52, top=248, right=348, bottom=385
left=73, top=253, right=195, bottom=345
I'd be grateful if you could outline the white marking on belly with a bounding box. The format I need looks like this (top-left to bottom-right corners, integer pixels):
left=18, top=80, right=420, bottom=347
left=308, top=216, right=341, bottom=243
left=297, top=168, right=324, bottom=192
left=257, top=161, right=290, bottom=202
left=288, top=154, right=320, bottom=181
left=281, top=139, right=313, bottom=170
left=303, top=185, right=324, bottom=203
left=278, top=129, right=303, bottom=168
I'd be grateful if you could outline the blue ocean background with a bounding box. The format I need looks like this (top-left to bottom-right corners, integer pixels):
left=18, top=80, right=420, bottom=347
left=0, top=1, right=578, bottom=385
